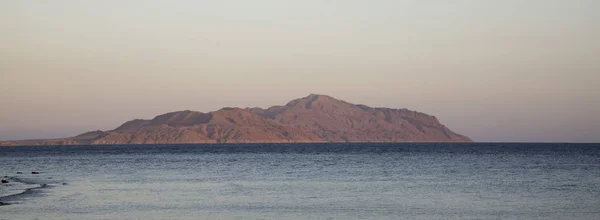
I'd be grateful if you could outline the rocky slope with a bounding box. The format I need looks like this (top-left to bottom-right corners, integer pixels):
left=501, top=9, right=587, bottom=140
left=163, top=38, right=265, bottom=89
left=1, top=94, right=471, bottom=145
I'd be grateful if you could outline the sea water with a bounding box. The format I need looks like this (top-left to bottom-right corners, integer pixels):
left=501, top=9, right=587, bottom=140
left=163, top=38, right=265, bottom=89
left=1, top=143, right=599, bottom=220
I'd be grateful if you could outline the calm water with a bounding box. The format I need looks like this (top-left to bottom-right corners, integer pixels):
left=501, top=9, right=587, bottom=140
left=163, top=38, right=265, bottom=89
left=1, top=143, right=599, bottom=220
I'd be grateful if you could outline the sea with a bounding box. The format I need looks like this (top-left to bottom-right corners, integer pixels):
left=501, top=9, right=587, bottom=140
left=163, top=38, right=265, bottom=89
left=1, top=143, right=599, bottom=220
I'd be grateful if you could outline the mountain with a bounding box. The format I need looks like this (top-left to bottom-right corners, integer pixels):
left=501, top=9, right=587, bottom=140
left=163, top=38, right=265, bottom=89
left=0, top=94, right=471, bottom=145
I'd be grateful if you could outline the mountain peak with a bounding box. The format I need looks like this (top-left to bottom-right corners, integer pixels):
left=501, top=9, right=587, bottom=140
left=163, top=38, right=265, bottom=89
left=285, top=94, right=345, bottom=108
left=307, top=93, right=324, bottom=98
left=306, top=93, right=336, bottom=100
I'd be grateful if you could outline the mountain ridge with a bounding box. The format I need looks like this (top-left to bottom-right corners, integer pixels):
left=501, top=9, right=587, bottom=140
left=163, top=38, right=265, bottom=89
left=0, top=94, right=471, bottom=146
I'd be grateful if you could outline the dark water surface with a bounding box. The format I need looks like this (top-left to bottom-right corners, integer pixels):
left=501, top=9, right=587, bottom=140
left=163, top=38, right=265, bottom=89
left=1, top=143, right=599, bottom=219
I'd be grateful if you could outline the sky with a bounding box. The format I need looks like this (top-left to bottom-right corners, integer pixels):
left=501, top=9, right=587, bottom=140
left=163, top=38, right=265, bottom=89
left=1, top=0, right=599, bottom=142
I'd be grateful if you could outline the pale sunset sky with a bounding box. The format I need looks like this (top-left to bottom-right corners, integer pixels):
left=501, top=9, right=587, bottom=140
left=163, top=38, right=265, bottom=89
left=1, top=0, right=599, bottom=142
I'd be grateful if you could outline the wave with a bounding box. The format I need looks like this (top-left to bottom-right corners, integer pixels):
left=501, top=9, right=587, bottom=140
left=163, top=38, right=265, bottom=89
left=0, top=174, right=65, bottom=206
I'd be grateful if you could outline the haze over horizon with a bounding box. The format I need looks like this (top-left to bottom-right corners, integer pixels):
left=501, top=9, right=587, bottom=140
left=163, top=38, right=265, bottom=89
left=1, top=1, right=599, bottom=142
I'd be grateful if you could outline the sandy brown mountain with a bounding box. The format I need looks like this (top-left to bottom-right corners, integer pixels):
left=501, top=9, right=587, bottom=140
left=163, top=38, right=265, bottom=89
left=1, top=94, right=471, bottom=145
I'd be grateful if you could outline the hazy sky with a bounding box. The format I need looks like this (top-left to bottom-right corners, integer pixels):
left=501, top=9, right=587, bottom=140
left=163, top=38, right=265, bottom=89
left=1, top=0, right=599, bottom=142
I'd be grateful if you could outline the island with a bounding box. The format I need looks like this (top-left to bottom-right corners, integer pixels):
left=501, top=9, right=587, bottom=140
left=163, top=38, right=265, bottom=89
left=0, top=94, right=471, bottom=145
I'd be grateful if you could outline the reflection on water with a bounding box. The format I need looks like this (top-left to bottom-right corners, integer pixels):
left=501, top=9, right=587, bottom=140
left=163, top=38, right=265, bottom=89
left=1, top=143, right=599, bottom=220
